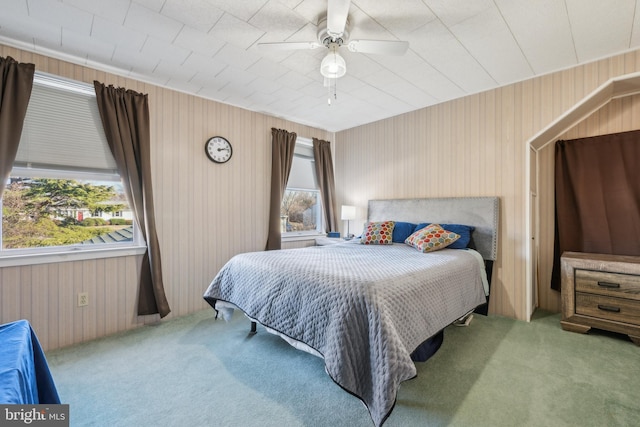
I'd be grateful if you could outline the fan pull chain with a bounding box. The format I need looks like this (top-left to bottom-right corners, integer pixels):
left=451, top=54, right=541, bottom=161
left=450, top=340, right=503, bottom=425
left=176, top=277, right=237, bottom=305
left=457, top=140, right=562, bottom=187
left=327, top=78, right=338, bottom=106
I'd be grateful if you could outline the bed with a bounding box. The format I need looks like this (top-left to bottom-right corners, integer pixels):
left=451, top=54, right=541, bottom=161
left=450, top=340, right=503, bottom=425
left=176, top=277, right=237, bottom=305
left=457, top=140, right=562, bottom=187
left=203, top=197, right=499, bottom=426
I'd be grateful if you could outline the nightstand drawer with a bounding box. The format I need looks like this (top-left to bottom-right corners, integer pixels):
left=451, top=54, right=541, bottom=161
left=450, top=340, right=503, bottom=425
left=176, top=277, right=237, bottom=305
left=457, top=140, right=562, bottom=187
left=575, top=269, right=640, bottom=300
left=575, top=292, right=640, bottom=326
left=562, top=252, right=640, bottom=345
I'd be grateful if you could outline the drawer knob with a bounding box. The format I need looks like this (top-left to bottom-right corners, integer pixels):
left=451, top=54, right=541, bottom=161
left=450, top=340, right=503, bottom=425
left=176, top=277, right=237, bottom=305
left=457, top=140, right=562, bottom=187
left=597, top=304, right=621, bottom=313
left=597, top=281, right=620, bottom=289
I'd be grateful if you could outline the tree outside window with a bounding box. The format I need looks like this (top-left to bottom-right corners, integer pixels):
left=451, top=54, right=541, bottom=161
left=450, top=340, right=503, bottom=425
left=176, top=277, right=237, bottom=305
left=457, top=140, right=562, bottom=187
left=2, top=177, right=132, bottom=249
left=281, top=189, right=320, bottom=233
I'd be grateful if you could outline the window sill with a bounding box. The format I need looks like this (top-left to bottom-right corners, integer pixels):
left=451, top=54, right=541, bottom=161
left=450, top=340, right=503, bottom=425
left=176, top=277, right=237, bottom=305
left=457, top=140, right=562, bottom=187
left=281, top=233, right=324, bottom=242
left=0, top=245, right=147, bottom=268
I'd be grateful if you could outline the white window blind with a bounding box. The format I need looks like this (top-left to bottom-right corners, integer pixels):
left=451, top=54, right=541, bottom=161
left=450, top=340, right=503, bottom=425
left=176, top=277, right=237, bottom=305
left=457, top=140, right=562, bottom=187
left=14, top=73, right=117, bottom=174
left=287, top=138, right=318, bottom=190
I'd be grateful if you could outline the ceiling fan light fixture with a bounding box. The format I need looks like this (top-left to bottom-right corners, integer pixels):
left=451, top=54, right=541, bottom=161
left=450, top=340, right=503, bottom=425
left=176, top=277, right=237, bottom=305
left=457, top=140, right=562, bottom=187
left=320, top=46, right=346, bottom=79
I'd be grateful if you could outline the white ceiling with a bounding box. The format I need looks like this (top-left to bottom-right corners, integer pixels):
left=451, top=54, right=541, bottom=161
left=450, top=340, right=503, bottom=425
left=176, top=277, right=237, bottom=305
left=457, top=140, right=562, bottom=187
left=1, top=0, right=640, bottom=132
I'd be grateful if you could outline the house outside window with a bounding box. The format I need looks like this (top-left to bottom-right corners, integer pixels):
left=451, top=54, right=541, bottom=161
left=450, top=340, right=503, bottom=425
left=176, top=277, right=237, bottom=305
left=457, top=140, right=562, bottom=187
left=281, top=137, right=322, bottom=237
left=0, top=72, right=143, bottom=264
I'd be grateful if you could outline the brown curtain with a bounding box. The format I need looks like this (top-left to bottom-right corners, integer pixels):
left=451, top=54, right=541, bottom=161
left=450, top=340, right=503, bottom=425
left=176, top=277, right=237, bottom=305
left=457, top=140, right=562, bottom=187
left=0, top=56, right=34, bottom=197
left=551, top=130, right=640, bottom=290
left=93, top=81, right=170, bottom=318
left=265, top=128, right=296, bottom=250
left=312, top=138, right=338, bottom=232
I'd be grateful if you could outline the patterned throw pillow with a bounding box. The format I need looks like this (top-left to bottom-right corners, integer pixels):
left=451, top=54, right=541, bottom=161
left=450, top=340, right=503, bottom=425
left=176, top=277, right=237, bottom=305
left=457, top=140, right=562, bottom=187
left=413, top=223, right=474, bottom=249
left=360, top=221, right=395, bottom=245
left=405, top=223, right=460, bottom=253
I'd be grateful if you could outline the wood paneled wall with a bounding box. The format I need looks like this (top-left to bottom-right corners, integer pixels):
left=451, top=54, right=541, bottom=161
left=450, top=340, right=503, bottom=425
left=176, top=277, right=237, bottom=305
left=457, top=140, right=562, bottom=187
left=0, top=44, right=331, bottom=351
left=1, top=256, right=143, bottom=351
left=335, top=50, right=640, bottom=321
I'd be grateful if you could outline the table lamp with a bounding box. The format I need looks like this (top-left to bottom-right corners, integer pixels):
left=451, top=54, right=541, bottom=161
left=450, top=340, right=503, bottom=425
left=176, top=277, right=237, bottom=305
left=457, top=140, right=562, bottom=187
left=341, top=205, right=356, bottom=240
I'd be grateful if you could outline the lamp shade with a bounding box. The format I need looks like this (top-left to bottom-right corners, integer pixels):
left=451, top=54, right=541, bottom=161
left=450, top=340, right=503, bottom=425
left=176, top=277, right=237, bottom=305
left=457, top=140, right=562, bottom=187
left=320, top=49, right=346, bottom=79
left=341, top=205, right=356, bottom=221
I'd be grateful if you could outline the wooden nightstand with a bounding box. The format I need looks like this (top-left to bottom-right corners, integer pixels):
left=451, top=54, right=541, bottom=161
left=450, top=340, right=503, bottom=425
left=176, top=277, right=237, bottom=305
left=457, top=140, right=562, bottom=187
left=561, top=252, right=640, bottom=345
left=315, top=236, right=343, bottom=246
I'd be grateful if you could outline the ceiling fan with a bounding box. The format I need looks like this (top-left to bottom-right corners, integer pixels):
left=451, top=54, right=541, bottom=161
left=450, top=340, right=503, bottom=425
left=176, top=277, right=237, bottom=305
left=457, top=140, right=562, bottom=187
left=257, top=0, right=409, bottom=80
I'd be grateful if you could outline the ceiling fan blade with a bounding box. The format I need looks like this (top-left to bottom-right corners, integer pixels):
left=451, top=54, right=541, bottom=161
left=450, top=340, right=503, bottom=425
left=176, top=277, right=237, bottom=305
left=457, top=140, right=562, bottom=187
left=327, top=0, right=351, bottom=37
left=257, top=41, right=322, bottom=51
left=347, top=40, right=409, bottom=55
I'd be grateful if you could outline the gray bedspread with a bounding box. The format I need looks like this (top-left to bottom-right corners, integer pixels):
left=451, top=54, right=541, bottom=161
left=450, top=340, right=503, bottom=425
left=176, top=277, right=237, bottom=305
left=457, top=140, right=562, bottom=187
left=203, top=241, right=486, bottom=426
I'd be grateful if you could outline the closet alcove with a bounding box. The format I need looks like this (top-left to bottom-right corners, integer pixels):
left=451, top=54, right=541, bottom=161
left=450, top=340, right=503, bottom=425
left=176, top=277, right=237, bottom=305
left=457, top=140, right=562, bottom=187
left=526, top=72, right=640, bottom=317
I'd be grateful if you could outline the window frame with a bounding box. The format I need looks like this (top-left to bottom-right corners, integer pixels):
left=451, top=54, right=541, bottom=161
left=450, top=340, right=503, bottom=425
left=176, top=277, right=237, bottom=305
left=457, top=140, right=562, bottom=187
left=281, top=137, right=324, bottom=241
left=0, top=75, right=146, bottom=267
left=0, top=168, right=146, bottom=268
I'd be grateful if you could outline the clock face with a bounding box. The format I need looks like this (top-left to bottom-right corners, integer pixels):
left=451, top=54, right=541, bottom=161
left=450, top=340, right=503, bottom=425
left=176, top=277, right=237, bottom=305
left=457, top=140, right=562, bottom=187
left=205, top=136, right=232, bottom=163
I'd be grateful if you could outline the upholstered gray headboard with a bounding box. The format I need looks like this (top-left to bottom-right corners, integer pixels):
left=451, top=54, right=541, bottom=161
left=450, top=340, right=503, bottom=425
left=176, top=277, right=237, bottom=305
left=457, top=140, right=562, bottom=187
left=367, top=197, right=500, bottom=261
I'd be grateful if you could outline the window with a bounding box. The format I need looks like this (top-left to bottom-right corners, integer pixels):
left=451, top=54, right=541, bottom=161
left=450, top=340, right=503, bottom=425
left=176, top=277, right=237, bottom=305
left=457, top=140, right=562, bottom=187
left=281, top=138, right=322, bottom=236
left=0, top=73, right=142, bottom=264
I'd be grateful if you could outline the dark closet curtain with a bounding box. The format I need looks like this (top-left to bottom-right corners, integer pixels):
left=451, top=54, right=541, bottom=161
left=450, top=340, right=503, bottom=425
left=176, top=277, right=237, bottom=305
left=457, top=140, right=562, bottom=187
left=551, top=130, right=640, bottom=290
left=312, top=138, right=338, bottom=233
left=93, top=81, right=170, bottom=318
left=265, top=128, right=296, bottom=251
left=0, top=56, right=34, bottom=197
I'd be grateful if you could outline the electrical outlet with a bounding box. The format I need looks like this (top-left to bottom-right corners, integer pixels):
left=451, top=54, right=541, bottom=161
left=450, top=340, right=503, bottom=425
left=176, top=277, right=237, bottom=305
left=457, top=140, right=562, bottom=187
left=78, top=292, right=89, bottom=307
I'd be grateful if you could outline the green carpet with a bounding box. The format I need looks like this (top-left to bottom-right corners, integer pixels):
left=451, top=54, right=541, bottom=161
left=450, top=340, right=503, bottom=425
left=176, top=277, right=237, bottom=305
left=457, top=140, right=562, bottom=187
left=45, top=309, right=640, bottom=426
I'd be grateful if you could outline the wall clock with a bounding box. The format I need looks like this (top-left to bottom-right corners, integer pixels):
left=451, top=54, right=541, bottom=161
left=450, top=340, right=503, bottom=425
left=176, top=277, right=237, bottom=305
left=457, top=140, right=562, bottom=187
left=205, top=136, right=232, bottom=164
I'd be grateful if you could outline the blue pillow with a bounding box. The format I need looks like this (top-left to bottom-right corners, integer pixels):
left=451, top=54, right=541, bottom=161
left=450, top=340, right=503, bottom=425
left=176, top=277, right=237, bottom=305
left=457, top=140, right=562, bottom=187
left=392, top=222, right=417, bottom=243
left=413, top=223, right=474, bottom=249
